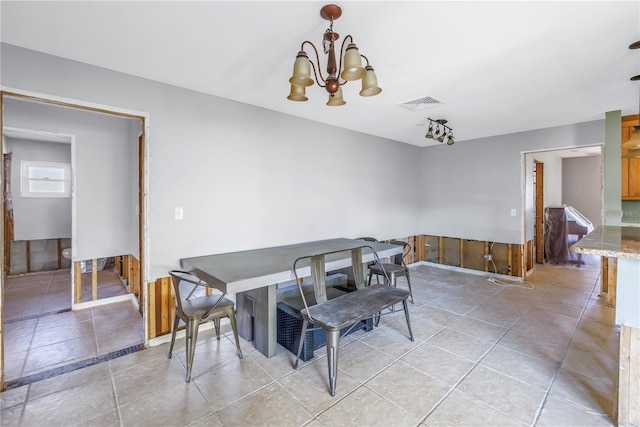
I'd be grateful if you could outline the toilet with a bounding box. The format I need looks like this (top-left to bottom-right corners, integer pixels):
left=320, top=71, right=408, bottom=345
left=62, top=248, right=72, bottom=260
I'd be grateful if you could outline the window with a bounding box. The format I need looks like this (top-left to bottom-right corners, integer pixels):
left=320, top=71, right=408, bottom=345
left=21, top=161, right=71, bottom=198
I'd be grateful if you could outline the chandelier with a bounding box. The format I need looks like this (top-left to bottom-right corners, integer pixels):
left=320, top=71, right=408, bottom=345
left=425, top=118, right=455, bottom=145
left=624, top=41, right=640, bottom=158
left=287, top=4, right=381, bottom=106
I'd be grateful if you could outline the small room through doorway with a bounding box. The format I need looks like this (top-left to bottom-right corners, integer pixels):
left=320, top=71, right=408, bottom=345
left=1, top=93, right=147, bottom=389
left=524, top=145, right=603, bottom=272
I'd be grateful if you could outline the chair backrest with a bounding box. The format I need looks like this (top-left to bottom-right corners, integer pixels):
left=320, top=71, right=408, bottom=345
left=292, top=245, right=380, bottom=323
left=388, top=240, right=410, bottom=266
left=169, top=270, right=209, bottom=315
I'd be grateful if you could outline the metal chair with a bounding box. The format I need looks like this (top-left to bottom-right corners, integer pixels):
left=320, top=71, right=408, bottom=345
left=367, top=240, right=414, bottom=303
left=168, top=270, right=243, bottom=382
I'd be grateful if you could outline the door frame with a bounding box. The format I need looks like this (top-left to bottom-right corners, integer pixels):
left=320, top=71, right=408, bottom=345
left=0, top=87, right=150, bottom=391
left=521, top=144, right=605, bottom=279
left=534, top=160, right=544, bottom=264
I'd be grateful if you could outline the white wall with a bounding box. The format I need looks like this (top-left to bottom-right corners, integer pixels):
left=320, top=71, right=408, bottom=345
left=531, top=150, right=563, bottom=207
left=2, top=96, right=139, bottom=260
left=419, top=121, right=604, bottom=244
left=8, top=137, right=72, bottom=240
left=563, top=155, right=602, bottom=227
left=1, top=44, right=422, bottom=280
left=128, top=120, right=142, bottom=258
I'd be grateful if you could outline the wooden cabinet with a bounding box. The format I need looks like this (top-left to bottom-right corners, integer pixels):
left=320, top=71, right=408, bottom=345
left=622, top=114, right=640, bottom=200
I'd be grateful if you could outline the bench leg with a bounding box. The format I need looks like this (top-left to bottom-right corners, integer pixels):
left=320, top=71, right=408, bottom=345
left=326, top=329, right=340, bottom=396
left=405, top=270, right=414, bottom=304
left=403, top=300, right=415, bottom=342
left=294, top=319, right=309, bottom=369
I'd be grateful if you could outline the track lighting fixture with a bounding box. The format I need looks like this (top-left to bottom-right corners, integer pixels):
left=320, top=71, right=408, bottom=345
left=425, top=118, right=454, bottom=145
left=287, top=4, right=381, bottom=106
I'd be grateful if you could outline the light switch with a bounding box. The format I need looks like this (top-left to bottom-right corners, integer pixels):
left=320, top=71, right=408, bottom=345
left=510, top=208, right=517, bottom=216
left=175, top=207, right=184, bottom=220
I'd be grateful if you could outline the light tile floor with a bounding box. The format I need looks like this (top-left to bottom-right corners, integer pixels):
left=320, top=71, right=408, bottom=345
left=1, top=261, right=619, bottom=426
left=3, top=267, right=144, bottom=384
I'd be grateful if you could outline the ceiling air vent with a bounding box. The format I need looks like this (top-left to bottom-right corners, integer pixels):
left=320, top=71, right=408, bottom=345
left=397, top=96, right=443, bottom=112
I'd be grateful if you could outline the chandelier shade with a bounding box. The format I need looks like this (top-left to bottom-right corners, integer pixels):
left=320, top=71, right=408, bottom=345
left=287, top=84, right=308, bottom=102
left=327, top=87, right=346, bottom=106
left=360, top=65, right=382, bottom=97
left=289, top=52, right=315, bottom=87
left=287, top=4, right=381, bottom=106
left=341, top=44, right=367, bottom=81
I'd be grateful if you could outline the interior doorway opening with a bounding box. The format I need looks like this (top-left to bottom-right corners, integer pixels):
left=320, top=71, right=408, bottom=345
left=523, top=145, right=604, bottom=274
left=1, top=90, right=149, bottom=390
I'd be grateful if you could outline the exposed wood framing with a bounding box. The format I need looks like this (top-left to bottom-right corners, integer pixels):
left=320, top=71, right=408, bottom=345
left=421, top=234, right=524, bottom=278
left=57, top=239, right=62, bottom=270
left=148, top=279, right=156, bottom=339
left=404, top=237, right=414, bottom=264
left=415, top=235, right=426, bottom=261
left=73, top=261, right=82, bottom=303
left=607, top=258, right=617, bottom=307
left=600, top=257, right=617, bottom=307
left=525, top=240, right=534, bottom=271
left=25, top=240, right=30, bottom=273
left=602, top=256, right=609, bottom=295
left=92, top=259, right=98, bottom=301
left=484, top=241, right=490, bottom=272
left=115, top=254, right=141, bottom=300
left=148, top=277, right=174, bottom=339
left=618, top=325, right=640, bottom=427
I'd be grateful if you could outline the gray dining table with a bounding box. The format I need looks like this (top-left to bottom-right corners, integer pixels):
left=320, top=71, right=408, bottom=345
left=180, top=238, right=402, bottom=357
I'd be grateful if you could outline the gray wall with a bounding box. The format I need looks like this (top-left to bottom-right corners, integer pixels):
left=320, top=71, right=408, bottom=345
left=1, top=43, right=422, bottom=280
left=1, top=43, right=616, bottom=282
left=562, top=156, right=603, bottom=227
left=419, top=121, right=605, bottom=244
left=8, top=137, right=71, bottom=240
left=3, top=96, right=139, bottom=261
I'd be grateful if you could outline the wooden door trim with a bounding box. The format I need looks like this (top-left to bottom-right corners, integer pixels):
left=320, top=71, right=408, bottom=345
left=534, top=160, right=544, bottom=264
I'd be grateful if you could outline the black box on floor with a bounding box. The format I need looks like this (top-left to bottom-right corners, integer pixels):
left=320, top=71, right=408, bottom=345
left=276, top=301, right=373, bottom=362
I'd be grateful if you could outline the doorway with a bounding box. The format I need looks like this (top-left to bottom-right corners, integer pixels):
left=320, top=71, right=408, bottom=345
left=523, top=145, right=603, bottom=273
left=1, top=90, right=149, bottom=390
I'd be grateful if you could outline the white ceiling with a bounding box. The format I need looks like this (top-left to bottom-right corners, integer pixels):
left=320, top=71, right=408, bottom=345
left=1, top=1, right=639, bottom=148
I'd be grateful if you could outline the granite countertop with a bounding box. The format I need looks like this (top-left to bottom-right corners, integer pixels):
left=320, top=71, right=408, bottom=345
left=571, top=225, right=640, bottom=260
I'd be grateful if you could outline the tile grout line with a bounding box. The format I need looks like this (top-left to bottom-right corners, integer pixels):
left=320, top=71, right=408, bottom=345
left=3, top=344, right=144, bottom=391
left=417, top=300, right=533, bottom=425
left=529, top=272, right=602, bottom=426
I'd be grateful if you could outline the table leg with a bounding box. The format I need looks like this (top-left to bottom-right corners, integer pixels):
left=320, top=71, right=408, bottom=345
left=236, top=284, right=277, bottom=357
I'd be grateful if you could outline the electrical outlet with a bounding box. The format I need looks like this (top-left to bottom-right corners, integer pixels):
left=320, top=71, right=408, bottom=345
left=484, top=254, right=493, bottom=261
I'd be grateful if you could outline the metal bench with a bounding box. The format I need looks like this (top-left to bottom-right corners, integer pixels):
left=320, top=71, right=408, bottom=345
left=290, top=245, right=414, bottom=396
